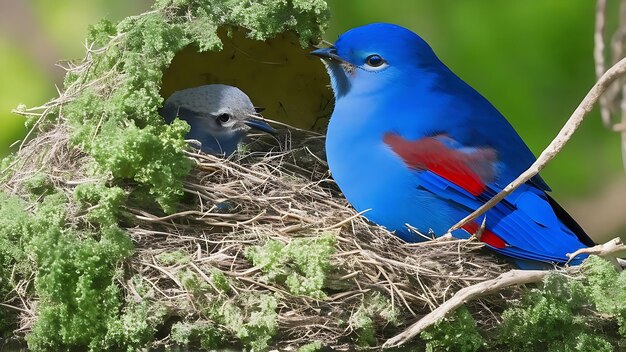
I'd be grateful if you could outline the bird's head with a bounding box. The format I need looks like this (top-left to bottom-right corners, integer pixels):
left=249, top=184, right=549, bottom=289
left=162, top=84, right=275, bottom=155
left=193, top=85, right=274, bottom=137
left=311, top=23, right=440, bottom=99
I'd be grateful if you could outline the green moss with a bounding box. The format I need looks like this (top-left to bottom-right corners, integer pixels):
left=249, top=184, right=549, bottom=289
left=156, top=250, right=191, bottom=265
left=421, top=306, right=485, bottom=352
left=27, top=220, right=134, bottom=350
left=170, top=262, right=230, bottom=297
left=177, top=293, right=278, bottom=350
left=0, top=155, right=15, bottom=182
left=348, top=292, right=401, bottom=347
left=75, top=183, right=126, bottom=226
left=102, top=300, right=168, bottom=351
left=497, top=274, right=588, bottom=351
left=213, top=293, right=278, bottom=351
left=349, top=304, right=376, bottom=347
left=582, top=255, right=626, bottom=338
left=573, top=333, right=614, bottom=352
left=24, top=173, right=55, bottom=197
left=297, top=340, right=323, bottom=352
left=154, top=0, right=328, bottom=47
left=0, top=191, right=135, bottom=351
left=0, top=193, right=29, bottom=335
left=182, top=10, right=222, bottom=52
left=210, top=269, right=230, bottom=293
left=246, top=233, right=336, bottom=298
left=178, top=269, right=210, bottom=295
left=90, top=119, right=192, bottom=213
left=65, top=13, right=190, bottom=214
left=495, top=269, right=619, bottom=351
left=414, top=257, right=625, bottom=352
left=171, top=321, right=224, bottom=349
left=87, top=18, right=118, bottom=48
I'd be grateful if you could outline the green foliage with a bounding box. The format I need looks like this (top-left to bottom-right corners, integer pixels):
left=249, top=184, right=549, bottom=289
left=175, top=293, right=278, bottom=351
left=348, top=292, right=401, bottom=347
left=170, top=321, right=223, bottom=349
left=582, top=255, right=626, bottom=338
left=348, top=305, right=375, bottom=346
left=497, top=274, right=589, bottom=351
left=66, top=12, right=191, bottom=214
left=213, top=293, right=278, bottom=351
left=0, top=190, right=135, bottom=351
left=0, top=155, right=15, bottom=181
left=153, top=0, right=329, bottom=47
left=102, top=300, right=168, bottom=351
left=87, top=18, right=118, bottom=47
left=75, top=182, right=126, bottom=226
left=494, top=260, right=625, bottom=351
left=90, top=120, right=192, bottom=213
left=573, top=333, right=614, bottom=352
left=297, top=340, right=323, bottom=352
left=246, top=233, right=336, bottom=298
left=179, top=268, right=210, bottom=295
left=24, top=173, right=55, bottom=197
left=156, top=250, right=191, bottom=265
left=210, top=269, right=230, bottom=293
left=421, top=306, right=484, bottom=352
left=26, top=198, right=134, bottom=351
left=0, top=193, right=29, bottom=335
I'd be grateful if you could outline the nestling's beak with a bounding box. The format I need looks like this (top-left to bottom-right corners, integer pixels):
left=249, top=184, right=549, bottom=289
left=244, top=117, right=277, bottom=135
left=310, top=46, right=348, bottom=64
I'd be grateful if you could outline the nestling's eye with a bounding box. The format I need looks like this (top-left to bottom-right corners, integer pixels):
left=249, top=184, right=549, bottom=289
left=217, top=113, right=231, bottom=123
left=365, top=54, right=385, bottom=67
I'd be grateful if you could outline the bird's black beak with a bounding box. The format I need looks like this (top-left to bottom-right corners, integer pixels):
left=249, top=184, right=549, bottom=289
left=310, top=46, right=348, bottom=64
left=244, top=117, right=277, bottom=135
left=254, top=106, right=265, bottom=113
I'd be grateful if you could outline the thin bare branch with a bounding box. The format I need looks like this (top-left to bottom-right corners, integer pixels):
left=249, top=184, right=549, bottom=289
left=596, top=0, right=612, bottom=126
left=449, top=57, right=626, bottom=233
left=383, top=269, right=551, bottom=348
left=566, top=237, right=626, bottom=264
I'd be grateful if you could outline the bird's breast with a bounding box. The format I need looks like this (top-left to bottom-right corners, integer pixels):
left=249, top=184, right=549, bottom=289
left=326, top=105, right=456, bottom=237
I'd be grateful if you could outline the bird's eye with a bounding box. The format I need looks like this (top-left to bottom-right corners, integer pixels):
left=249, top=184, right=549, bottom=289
left=365, top=54, right=385, bottom=67
left=217, top=113, right=231, bottom=123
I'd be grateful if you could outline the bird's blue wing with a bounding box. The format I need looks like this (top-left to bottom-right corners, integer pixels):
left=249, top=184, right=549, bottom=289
left=384, top=132, right=591, bottom=264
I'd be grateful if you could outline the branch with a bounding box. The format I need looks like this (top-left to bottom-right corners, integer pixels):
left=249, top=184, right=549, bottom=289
left=566, top=237, right=626, bottom=264
left=618, top=0, right=626, bottom=171
left=384, top=237, right=626, bottom=348
left=595, top=0, right=613, bottom=126
left=448, top=56, right=626, bottom=233
left=383, top=269, right=550, bottom=348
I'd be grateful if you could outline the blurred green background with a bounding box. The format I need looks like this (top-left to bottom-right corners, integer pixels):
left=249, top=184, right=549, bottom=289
left=1, top=0, right=624, bottom=242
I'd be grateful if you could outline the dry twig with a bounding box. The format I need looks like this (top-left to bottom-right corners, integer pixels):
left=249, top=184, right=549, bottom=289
left=383, top=269, right=550, bottom=348
left=566, top=237, right=626, bottom=264
left=450, top=57, right=626, bottom=232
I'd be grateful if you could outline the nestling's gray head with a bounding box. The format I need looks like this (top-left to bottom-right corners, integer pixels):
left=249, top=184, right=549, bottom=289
left=160, top=84, right=275, bottom=156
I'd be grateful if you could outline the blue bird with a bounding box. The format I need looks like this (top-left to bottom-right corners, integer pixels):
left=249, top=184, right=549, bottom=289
left=160, top=84, right=276, bottom=156
left=312, top=23, right=594, bottom=266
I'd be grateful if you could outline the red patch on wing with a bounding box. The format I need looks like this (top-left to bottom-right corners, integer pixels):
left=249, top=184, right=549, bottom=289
left=383, top=133, right=495, bottom=196
left=462, top=222, right=507, bottom=249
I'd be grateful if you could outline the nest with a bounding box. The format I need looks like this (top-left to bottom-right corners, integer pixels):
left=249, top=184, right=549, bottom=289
left=3, top=118, right=521, bottom=349
left=0, top=2, right=559, bottom=349
left=4, top=2, right=626, bottom=350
